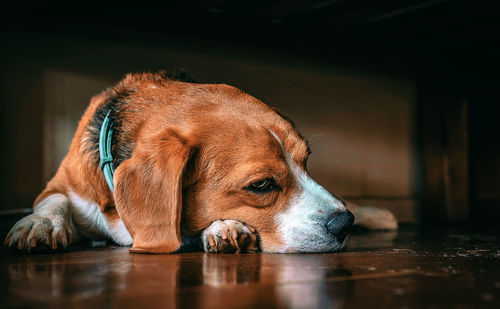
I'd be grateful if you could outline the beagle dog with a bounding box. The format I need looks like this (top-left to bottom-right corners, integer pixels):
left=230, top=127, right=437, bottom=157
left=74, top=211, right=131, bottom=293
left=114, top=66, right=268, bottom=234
left=5, top=72, right=397, bottom=254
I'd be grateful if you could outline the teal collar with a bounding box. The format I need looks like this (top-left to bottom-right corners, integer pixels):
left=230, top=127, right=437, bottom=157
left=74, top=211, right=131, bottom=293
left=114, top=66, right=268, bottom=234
left=99, top=111, right=114, bottom=192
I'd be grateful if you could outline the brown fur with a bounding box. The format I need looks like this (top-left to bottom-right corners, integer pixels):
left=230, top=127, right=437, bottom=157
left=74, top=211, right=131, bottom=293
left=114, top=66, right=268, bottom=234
left=35, top=72, right=310, bottom=253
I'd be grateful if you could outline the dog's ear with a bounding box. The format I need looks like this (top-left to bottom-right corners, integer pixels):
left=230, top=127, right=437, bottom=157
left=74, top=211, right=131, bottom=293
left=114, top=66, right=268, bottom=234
left=113, top=128, right=193, bottom=253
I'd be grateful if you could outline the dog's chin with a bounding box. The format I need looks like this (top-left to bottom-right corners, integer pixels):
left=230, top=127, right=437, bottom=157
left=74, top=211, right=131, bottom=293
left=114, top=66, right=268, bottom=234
left=261, top=232, right=349, bottom=253
left=289, top=240, right=347, bottom=253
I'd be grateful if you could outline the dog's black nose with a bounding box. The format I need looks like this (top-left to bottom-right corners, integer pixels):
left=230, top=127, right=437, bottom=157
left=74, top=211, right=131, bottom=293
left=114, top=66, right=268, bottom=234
left=326, top=210, right=355, bottom=242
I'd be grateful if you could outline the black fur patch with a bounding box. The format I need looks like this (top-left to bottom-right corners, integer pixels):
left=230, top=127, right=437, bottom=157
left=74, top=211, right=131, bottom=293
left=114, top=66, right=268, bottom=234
left=161, top=70, right=197, bottom=83
left=86, top=88, right=133, bottom=170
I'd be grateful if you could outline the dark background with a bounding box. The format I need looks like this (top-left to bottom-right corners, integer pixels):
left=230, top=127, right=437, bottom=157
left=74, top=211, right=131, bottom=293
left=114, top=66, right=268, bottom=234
left=1, top=0, right=499, bottom=225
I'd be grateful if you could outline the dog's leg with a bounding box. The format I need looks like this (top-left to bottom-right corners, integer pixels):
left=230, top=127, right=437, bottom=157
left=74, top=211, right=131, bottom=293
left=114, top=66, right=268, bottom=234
left=201, top=220, right=259, bottom=253
left=4, top=193, right=76, bottom=251
left=346, top=201, right=398, bottom=230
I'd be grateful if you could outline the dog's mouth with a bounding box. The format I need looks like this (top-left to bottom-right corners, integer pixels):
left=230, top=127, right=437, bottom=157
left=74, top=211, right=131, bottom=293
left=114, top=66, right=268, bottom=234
left=263, top=219, right=352, bottom=253
left=292, top=228, right=350, bottom=253
left=269, top=201, right=355, bottom=253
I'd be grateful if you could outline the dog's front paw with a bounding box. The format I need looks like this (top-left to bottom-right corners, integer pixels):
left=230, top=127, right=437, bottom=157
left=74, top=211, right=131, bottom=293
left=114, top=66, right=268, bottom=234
left=4, top=214, right=72, bottom=251
left=202, top=220, right=259, bottom=253
left=355, top=206, right=398, bottom=230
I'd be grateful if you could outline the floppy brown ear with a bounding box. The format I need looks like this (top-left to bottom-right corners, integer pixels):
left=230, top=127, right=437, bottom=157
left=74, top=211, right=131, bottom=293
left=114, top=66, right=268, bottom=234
left=113, top=129, right=193, bottom=253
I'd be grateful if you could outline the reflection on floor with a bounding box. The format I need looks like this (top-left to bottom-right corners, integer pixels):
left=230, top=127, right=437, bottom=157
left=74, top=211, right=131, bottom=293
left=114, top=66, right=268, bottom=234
left=1, top=221, right=499, bottom=308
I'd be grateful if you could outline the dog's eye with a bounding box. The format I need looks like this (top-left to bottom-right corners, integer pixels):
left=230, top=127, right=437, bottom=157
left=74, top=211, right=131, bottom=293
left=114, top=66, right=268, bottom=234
left=253, top=179, right=271, bottom=189
left=245, top=178, right=278, bottom=194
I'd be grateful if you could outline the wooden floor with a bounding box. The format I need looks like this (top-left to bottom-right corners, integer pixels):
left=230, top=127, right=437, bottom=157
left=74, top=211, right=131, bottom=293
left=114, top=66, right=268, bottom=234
left=0, top=216, right=499, bottom=308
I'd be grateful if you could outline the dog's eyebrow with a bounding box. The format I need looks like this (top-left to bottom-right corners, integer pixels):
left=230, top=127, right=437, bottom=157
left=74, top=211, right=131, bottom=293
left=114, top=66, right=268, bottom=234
left=268, top=129, right=283, bottom=147
left=271, top=107, right=310, bottom=155
left=268, top=129, right=311, bottom=166
left=268, top=129, right=298, bottom=171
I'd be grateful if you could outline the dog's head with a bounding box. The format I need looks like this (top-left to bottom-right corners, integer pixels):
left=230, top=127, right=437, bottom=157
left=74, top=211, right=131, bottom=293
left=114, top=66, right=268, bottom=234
left=113, top=79, right=353, bottom=253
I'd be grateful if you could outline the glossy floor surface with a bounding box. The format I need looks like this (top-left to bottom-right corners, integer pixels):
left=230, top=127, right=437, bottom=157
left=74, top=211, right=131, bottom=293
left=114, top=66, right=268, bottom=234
left=1, top=219, right=499, bottom=308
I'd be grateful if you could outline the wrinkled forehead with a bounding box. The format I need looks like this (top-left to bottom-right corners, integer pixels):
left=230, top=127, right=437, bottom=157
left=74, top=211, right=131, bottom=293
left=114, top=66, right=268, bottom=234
left=189, top=84, right=310, bottom=169
left=201, top=122, right=279, bottom=166
left=200, top=118, right=309, bottom=177
left=267, top=122, right=311, bottom=167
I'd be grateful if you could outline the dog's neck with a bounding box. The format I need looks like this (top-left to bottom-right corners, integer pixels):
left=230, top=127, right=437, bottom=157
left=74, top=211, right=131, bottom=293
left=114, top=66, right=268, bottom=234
left=99, top=110, right=115, bottom=192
